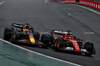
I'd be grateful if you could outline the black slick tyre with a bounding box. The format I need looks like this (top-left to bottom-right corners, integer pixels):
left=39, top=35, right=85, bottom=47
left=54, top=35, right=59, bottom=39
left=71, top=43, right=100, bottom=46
left=41, top=34, right=53, bottom=46
left=54, top=38, right=64, bottom=50
left=84, top=42, right=96, bottom=56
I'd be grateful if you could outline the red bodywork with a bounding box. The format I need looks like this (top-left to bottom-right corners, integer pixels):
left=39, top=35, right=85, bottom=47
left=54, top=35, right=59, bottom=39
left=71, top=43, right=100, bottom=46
left=51, top=30, right=90, bottom=53
left=59, top=34, right=82, bottom=51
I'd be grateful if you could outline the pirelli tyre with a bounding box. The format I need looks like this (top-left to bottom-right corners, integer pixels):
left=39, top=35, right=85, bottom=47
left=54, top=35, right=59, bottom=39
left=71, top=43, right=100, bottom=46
left=54, top=38, right=65, bottom=50
left=41, top=34, right=53, bottom=46
left=84, top=42, right=96, bottom=56
left=33, top=31, right=40, bottom=41
left=4, top=27, right=13, bottom=40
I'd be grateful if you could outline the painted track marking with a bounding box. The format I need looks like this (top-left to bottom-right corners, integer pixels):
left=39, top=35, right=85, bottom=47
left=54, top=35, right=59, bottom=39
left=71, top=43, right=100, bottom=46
left=74, top=4, right=100, bottom=15
left=0, top=38, right=81, bottom=66
left=0, top=1, right=5, bottom=5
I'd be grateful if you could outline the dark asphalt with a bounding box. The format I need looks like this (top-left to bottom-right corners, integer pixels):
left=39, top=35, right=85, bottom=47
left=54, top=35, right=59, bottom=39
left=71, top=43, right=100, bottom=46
left=0, top=0, right=100, bottom=66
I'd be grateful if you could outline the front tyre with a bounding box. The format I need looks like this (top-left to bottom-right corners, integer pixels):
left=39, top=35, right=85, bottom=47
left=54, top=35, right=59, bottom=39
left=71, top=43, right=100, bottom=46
left=84, top=42, right=96, bottom=56
left=41, top=34, right=53, bottom=46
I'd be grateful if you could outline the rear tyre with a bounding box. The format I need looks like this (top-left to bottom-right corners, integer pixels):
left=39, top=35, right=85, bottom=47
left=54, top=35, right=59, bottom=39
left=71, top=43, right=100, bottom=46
left=54, top=38, right=64, bottom=50
left=41, top=34, right=53, bottom=46
left=4, top=27, right=13, bottom=40
left=84, top=42, right=96, bottom=56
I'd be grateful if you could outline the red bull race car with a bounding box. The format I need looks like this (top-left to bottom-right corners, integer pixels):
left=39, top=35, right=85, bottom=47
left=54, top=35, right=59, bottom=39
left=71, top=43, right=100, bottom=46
left=4, top=23, right=41, bottom=45
left=41, top=30, right=96, bottom=56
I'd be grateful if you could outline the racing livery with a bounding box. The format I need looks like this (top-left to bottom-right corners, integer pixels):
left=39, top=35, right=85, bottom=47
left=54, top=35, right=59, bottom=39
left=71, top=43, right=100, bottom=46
left=3, top=23, right=96, bottom=56
left=41, top=30, right=96, bottom=56
left=4, top=23, right=40, bottom=45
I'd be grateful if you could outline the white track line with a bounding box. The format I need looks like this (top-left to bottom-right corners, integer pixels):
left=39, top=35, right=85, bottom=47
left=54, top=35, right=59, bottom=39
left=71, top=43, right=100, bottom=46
left=74, top=4, right=100, bottom=15
left=0, top=38, right=81, bottom=66
left=0, top=1, right=5, bottom=5
left=45, top=0, right=48, bottom=3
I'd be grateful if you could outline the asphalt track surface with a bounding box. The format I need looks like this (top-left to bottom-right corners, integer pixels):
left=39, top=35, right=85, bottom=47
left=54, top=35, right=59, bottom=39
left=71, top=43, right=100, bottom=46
left=0, top=0, right=100, bottom=66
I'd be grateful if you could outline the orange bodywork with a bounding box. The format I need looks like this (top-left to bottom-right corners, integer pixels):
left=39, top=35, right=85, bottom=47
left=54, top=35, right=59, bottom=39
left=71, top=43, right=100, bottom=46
left=29, top=37, right=35, bottom=43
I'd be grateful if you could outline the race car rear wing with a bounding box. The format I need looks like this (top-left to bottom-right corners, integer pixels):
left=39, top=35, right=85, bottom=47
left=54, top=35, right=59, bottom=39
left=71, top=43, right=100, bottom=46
left=51, top=30, right=69, bottom=35
left=11, top=23, right=24, bottom=28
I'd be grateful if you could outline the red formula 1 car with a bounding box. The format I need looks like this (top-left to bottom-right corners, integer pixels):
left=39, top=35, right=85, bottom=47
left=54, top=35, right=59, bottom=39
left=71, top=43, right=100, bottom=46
left=41, top=30, right=96, bottom=56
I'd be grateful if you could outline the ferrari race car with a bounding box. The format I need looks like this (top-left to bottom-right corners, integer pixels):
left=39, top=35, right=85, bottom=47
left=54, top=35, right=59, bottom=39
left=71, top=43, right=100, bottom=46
left=4, top=23, right=40, bottom=45
left=41, top=30, right=96, bottom=56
